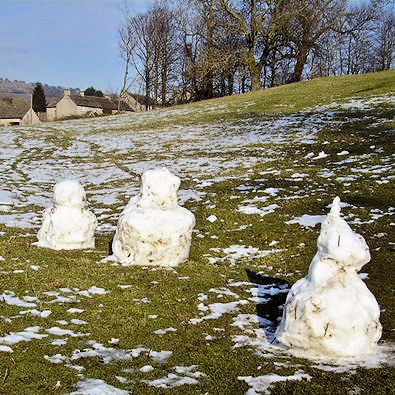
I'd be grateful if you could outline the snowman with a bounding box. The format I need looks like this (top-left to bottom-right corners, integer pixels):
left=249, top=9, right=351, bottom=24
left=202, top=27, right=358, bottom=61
left=107, top=168, right=195, bottom=267
left=34, top=179, right=97, bottom=250
left=276, top=197, right=382, bottom=357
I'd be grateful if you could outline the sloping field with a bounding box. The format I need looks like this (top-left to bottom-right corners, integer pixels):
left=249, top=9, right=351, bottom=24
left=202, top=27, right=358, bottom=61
left=0, top=71, right=394, bottom=394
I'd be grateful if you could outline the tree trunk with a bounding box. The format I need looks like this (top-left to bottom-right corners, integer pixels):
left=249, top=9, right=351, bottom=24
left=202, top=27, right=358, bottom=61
left=248, top=51, right=261, bottom=91
left=291, top=46, right=309, bottom=82
left=227, top=73, right=234, bottom=95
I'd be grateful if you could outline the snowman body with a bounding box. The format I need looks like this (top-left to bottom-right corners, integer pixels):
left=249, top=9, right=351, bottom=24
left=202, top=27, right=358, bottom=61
left=35, top=180, right=97, bottom=250
left=110, top=168, right=195, bottom=267
left=276, top=197, right=382, bottom=357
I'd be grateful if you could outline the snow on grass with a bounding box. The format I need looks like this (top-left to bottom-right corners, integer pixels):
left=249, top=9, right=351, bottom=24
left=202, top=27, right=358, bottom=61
left=45, top=341, right=173, bottom=367
left=285, top=214, right=326, bottom=228
left=152, top=327, right=177, bottom=335
left=46, top=327, right=88, bottom=337
left=0, top=326, right=48, bottom=345
left=20, top=309, right=52, bottom=318
left=67, top=308, right=85, bottom=314
left=0, top=87, right=393, bottom=393
left=67, top=378, right=129, bottom=395
left=209, top=245, right=281, bottom=265
left=206, top=214, right=218, bottom=223
left=142, top=374, right=200, bottom=388
left=238, top=370, right=312, bottom=394
left=1, top=292, right=37, bottom=308
left=238, top=204, right=279, bottom=216
left=189, top=300, right=249, bottom=324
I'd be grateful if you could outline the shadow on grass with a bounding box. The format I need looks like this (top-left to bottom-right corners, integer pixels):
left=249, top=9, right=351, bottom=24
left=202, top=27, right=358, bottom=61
left=245, top=268, right=290, bottom=340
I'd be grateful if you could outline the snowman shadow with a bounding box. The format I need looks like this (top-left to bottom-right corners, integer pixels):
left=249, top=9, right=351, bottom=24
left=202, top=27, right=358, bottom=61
left=245, top=268, right=290, bottom=342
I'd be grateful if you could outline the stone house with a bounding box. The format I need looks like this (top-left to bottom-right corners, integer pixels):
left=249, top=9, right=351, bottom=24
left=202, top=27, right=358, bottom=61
left=120, top=92, right=155, bottom=112
left=47, top=90, right=132, bottom=121
left=0, top=107, right=42, bottom=127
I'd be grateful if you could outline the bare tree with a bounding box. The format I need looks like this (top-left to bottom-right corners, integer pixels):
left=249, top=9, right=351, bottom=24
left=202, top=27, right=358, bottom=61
left=374, top=9, right=395, bottom=70
left=218, top=0, right=286, bottom=91
left=118, top=11, right=135, bottom=109
left=117, top=0, right=393, bottom=105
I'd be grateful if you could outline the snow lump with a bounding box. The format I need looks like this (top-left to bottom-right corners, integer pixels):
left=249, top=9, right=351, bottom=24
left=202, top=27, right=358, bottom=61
left=107, top=168, right=195, bottom=267
left=34, top=180, right=97, bottom=250
left=276, top=197, right=382, bottom=357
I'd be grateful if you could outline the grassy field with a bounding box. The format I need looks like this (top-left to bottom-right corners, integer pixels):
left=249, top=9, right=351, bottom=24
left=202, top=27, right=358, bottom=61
left=0, top=70, right=394, bottom=394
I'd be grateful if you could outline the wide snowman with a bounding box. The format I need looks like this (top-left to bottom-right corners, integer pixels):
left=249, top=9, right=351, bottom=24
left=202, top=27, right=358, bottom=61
left=34, top=179, right=97, bottom=250
left=107, top=168, right=195, bottom=267
left=276, top=197, right=382, bottom=357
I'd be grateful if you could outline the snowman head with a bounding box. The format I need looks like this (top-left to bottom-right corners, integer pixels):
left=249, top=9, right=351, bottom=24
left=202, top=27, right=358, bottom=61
left=53, top=179, right=86, bottom=209
left=317, top=197, right=370, bottom=271
left=141, top=168, right=180, bottom=208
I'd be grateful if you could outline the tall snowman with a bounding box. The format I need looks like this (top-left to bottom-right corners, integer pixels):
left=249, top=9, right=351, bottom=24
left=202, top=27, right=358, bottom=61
left=107, top=168, right=195, bottom=267
left=276, top=197, right=382, bottom=357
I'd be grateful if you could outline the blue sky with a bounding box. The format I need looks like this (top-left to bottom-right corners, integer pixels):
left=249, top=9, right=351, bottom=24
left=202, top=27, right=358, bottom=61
left=0, top=0, right=154, bottom=92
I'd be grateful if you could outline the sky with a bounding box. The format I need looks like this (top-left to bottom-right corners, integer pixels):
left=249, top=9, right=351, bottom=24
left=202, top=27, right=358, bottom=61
left=0, top=0, right=154, bottom=92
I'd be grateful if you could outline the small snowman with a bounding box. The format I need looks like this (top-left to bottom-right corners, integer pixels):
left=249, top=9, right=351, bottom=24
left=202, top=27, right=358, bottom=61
left=106, top=168, right=195, bottom=267
left=34, top=180, right=97, bottom=250
left=276, top=197, right=382, bottom=357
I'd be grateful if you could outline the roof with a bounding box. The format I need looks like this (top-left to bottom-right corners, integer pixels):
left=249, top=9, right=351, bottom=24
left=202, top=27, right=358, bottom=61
left=47, top=97, right=61, bottom=108
left=47, top=95, right=133, bottom=111
left=113, top=99, right=134, bottom=112
left=71, top=95, right=118, bottom=110
left=0, top=106, right=29, bottom=119
left=124, top=92, right=156, bottom=106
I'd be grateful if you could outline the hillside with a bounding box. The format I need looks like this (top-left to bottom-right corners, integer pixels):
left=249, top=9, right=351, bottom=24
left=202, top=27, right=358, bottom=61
left=0, top=71, right=394, bottom=394
left=0, top=77, right=79, bottom=103
left=122, top=70, right=395, bottom=130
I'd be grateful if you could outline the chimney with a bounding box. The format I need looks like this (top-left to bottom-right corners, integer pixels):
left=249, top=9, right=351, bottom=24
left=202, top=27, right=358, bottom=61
left=64, top=89, right=71, bottom=97
left=80, top=91, right=85, bottom=97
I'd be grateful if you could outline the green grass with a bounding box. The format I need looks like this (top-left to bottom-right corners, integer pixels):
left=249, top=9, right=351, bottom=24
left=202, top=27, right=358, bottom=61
left=125, top=70, right=395, bottom=129
left=0, top=71, right=394, bottom=394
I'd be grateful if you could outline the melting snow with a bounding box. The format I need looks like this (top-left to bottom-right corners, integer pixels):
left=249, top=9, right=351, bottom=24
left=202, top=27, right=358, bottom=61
left=0, top=326, right=47, bottom=345
left=68, top=378, right=129, bottom=395
left=153, top=327, right=177, bottom=335
left=189, top=300, right=249, bottom=324
left=238, top=370, right=312, bottom=394
left=210, top=245, right=280, bottom=265
left=286, top=215, right=326, bottom=228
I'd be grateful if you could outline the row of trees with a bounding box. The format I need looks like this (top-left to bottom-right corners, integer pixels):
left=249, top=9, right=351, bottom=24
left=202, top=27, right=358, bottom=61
left=120, top=0, right=394, bottom=105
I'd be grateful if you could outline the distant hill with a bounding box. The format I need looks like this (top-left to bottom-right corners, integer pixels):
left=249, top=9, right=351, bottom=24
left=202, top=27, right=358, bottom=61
left=0, top=78, right=79, bottom=104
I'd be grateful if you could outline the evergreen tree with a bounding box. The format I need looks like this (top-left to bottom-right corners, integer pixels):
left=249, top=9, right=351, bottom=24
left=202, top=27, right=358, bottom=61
left=32, top=83, right=47, bottom=112
left=84, top=86, right=104, bottom=97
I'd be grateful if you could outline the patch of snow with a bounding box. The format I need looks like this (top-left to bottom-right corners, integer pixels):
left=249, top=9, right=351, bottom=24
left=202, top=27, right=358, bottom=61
left=189, top=300, right=249, bottom=324
left=286, top=215, right=326, bottom=228
left=20, top=309, right=52, bottom=318
left=1, top=292, right=37, bottom=308
left=238, top=204, right=279, bottom=216
left=68, top=378, right=129, bottom=395
left=67, top=308, right=85, bottom=314
left=153, top=327, right=177, bottom=335
left=238, top=370, right=312, bottom=394
left=142, top=374, right=200, bottom=389
left=0, top=326, right=47, bottom=345
left=207, top=215, right=217, bottom=223
left=140, top=365, right=154, bottom=373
